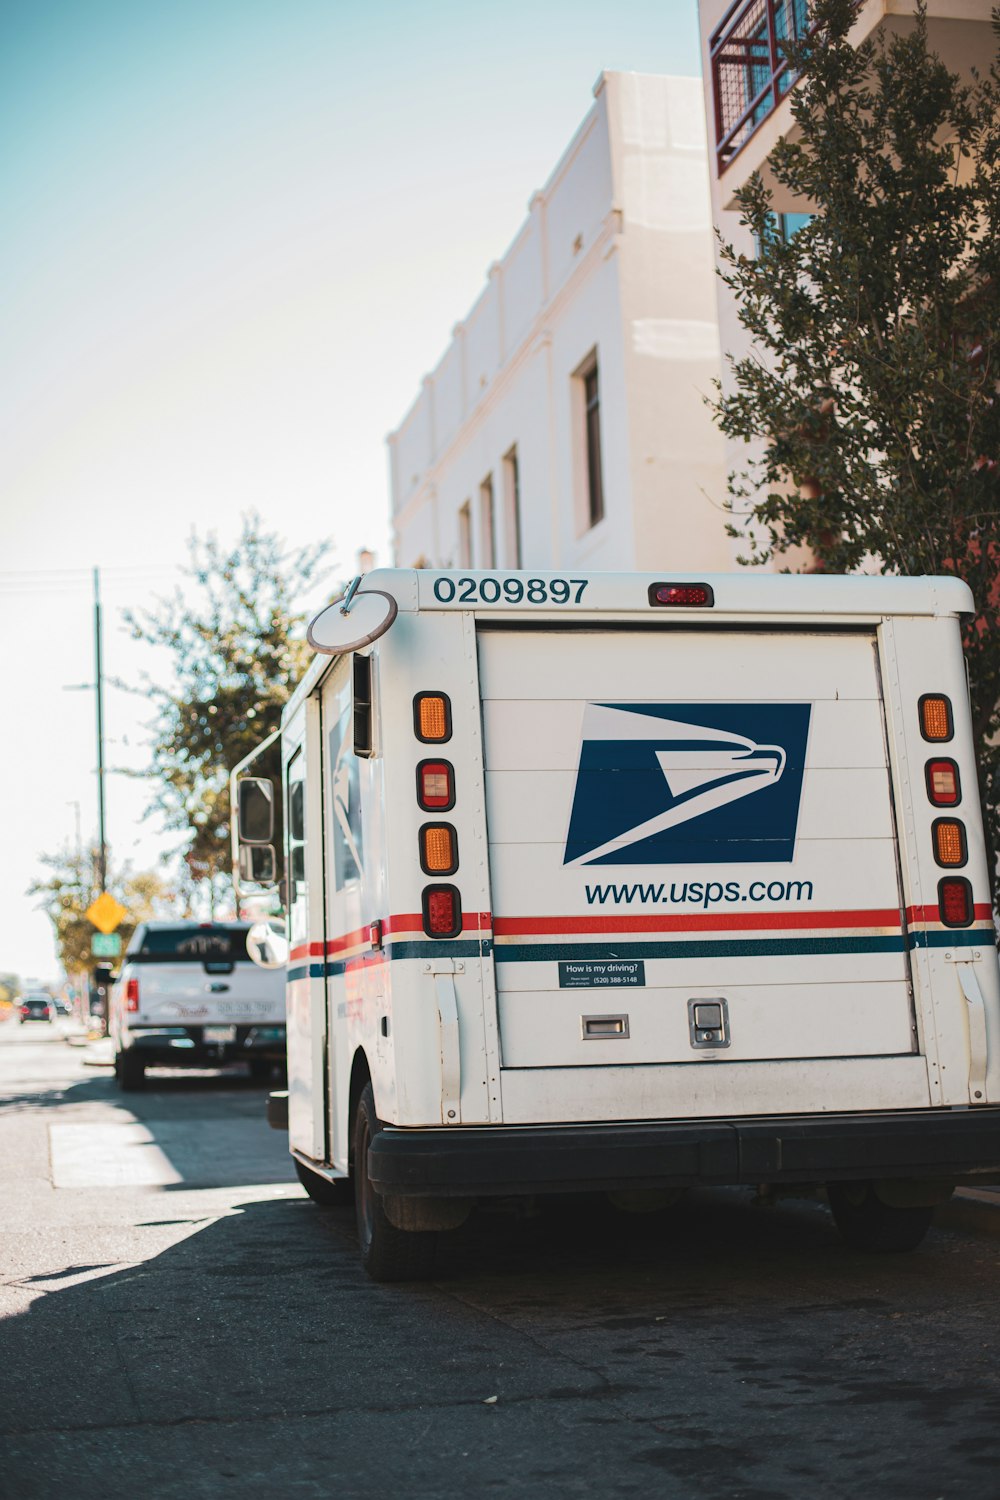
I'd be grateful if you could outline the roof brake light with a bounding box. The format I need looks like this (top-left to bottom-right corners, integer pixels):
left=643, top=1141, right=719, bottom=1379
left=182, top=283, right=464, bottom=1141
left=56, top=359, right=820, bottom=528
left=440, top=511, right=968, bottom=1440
left=648, top=582, right=715, bottom=607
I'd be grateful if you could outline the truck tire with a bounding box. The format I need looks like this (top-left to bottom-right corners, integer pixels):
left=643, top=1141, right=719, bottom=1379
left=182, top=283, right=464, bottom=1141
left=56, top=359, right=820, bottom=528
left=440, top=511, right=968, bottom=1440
left=117, top=1052, right=145, bottom=1093
left=294, top=1156, right=352, bottom=1207
left=827, top=1181, right=934, bottom=1252
left=354, top=1083, right=437, bottom=1282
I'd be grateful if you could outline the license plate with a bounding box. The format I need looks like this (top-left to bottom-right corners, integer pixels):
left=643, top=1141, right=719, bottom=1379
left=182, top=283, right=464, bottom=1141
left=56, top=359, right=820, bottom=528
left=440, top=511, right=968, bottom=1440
left=204, top=1025, right=237, bottom=1044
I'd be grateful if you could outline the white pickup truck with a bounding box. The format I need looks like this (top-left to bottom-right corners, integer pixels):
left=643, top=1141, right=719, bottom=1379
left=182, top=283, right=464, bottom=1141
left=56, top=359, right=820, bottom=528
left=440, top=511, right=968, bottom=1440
left=109, top=920, right=286, bottom=1090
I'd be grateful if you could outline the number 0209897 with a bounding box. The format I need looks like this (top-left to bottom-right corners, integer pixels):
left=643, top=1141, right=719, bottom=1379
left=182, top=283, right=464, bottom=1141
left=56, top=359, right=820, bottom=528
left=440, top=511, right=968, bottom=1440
left=432, top=576, right=589, bottom=605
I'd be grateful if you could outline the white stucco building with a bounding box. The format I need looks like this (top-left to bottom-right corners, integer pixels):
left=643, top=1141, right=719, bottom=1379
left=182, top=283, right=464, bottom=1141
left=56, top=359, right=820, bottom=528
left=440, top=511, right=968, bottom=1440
left=388, top=72, right=732, bottom=574
left=697, top=0, right=996, bottom=519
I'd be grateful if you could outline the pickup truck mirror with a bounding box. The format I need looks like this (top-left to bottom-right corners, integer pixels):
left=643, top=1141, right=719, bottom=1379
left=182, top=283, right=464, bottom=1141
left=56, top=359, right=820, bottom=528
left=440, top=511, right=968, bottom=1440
left=246, top=920, right=289, bottom=970
left=239, top=844, right=276, bottom=885
left=238, top=778, right=274, bottom=844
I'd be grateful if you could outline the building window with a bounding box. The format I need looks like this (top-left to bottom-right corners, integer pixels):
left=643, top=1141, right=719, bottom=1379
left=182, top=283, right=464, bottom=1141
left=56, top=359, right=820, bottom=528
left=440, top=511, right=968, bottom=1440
left=502, top=446, right=522, bottom=568
left=458, top=502, right=472, bottom=568
left=479, top=474, right=495, bottom=568
left=755, top=211, right=813, bottom=259
left=583, top=360, right=604, bottom=529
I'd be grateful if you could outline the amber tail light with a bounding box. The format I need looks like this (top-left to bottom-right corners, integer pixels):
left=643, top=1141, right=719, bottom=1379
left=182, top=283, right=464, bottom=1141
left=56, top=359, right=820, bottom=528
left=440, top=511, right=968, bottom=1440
left=420, top=824, right=458, bottom=875
left=414, top=693, right=452, bottom=743
left=919, top=695, right=953, bottom=742
left=932, top=819, right=967, bottom=868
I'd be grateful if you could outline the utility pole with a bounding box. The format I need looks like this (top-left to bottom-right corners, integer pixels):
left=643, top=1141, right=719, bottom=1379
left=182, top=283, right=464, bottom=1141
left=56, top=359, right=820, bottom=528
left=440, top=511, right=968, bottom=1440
left=66, top=800, right=82, bottom=872
left=93, top=567, right=108, bottom=893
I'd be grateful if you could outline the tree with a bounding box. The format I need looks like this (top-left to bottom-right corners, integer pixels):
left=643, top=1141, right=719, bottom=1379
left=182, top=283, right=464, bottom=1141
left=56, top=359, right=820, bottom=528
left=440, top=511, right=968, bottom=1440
left=29, top=850, right=174, bottom=976
left=713, top=0, right=1000, bottom=894
left=126, top=515, right=332, bottom=903
left=0, top=973, right=22, bottom=1006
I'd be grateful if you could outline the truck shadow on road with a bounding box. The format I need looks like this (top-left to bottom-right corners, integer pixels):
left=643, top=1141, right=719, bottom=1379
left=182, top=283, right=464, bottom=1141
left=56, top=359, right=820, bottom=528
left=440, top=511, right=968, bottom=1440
left=4, top=1180, right=1000, bottom=1499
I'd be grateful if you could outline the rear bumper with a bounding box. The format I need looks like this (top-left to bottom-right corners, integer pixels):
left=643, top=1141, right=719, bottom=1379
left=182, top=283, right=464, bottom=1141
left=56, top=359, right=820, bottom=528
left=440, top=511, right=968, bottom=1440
left=368, top=1108, right=1000, bottom=1199
left=122, top=1025, right=286, bottom=1067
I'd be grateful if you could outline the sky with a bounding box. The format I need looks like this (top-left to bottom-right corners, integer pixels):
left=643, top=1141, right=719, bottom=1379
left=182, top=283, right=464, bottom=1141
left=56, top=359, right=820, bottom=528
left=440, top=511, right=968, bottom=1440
left=0, top=0, right=703, bottom=982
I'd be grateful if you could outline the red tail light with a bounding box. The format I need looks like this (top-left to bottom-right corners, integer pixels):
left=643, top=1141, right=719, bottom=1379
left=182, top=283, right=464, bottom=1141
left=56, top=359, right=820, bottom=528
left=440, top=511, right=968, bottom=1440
left=417, top=760, right=454, bottom=811
left=938, top=877, right=973, bottom=927
left=126, top=978, right=140, bottom=1012
left=422, top=884, right=462, bottom=937
left=926, top=759, right=960, bottom=806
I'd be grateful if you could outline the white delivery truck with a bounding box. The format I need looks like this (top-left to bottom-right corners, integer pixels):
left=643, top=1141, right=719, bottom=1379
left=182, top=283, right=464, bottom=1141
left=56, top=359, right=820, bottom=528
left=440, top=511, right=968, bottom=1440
left=233, top=569, right=1000, bottom=1281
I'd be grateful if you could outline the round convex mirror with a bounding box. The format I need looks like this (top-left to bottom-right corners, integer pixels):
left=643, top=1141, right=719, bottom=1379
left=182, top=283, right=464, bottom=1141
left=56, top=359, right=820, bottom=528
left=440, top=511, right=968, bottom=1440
left=307, top=588, right=397, bottom=655
left=246, top=921, right=290, bottom=970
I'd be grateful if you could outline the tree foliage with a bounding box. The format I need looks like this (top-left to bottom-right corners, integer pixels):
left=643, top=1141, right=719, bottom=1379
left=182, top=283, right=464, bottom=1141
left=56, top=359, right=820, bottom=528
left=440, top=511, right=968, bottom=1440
left=29, top=851, right=173, bottom=976
left=126, top=515, right=331, bottom=895
left=713, top=0, right=1000, bottom=888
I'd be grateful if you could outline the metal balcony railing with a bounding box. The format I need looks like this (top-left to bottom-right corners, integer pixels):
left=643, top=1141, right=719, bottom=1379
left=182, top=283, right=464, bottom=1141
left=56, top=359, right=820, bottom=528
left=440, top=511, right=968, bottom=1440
left=710, top=0, right=811, bottom=174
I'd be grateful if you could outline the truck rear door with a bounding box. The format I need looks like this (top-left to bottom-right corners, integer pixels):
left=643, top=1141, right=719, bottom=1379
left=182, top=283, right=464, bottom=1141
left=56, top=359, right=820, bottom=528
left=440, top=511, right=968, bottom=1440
left=479, top=627, right=916, bottom=1103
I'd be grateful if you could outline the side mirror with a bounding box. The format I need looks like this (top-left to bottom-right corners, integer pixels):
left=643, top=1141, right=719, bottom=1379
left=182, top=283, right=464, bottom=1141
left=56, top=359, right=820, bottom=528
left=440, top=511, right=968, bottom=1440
left=239, top=845, right=276, bottom=885
left=238, top=778, right=274, bottom=844
left=246, top=920, right=289, bottom=970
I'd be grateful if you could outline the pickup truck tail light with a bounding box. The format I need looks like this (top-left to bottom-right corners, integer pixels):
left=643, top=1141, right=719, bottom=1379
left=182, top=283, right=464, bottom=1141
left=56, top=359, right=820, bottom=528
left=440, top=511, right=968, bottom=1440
left=125, top=978, right=140, bottom=1012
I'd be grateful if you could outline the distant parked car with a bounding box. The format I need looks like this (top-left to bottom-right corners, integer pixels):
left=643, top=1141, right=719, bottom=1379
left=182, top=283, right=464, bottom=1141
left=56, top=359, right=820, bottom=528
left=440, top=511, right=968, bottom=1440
left=20, top=996, right=55, bottom=1024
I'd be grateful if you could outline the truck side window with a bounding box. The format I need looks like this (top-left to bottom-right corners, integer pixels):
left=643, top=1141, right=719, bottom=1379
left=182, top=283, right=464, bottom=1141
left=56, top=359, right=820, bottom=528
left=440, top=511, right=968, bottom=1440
left=353, top=653, right=374, bottom=758
left=286, top=753, right=307, bottom=918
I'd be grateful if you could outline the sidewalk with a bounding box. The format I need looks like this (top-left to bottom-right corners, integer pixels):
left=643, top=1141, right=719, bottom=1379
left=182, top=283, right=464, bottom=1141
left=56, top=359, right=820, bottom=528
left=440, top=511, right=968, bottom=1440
left=938, top=1184, right=1000, bottom=1240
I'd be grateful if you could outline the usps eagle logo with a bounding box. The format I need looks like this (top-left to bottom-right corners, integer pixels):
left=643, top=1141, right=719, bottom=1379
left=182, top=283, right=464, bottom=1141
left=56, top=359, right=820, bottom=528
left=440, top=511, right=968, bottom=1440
left=563, top=703, right=811, bottom=866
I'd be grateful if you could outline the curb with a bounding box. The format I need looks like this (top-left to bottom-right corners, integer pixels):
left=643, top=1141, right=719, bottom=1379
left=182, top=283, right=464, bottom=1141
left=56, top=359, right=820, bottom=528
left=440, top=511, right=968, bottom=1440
left=936, top=1188, right=1000, bottom=1240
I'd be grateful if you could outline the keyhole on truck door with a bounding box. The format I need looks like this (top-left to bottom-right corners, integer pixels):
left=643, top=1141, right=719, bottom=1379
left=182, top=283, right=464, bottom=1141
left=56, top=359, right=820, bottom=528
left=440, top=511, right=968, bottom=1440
left=688, top=998, right=730, bottom=1049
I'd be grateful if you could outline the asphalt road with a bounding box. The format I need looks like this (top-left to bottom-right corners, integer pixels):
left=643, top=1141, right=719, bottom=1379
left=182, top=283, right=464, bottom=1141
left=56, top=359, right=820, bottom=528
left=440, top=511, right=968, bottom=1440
left=3, top=1016, right=1000, bottom=1500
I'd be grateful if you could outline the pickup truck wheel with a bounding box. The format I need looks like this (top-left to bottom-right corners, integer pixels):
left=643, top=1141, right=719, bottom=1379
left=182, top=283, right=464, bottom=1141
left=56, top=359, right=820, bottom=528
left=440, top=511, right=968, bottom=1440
left=827, top=1181, right=934, bottom=1252
left=294, top=1157, right=352, bottom=1207
left=354, top=1083, right=437, bottom=1282
left=118, top=1053, right=145, bottom=1093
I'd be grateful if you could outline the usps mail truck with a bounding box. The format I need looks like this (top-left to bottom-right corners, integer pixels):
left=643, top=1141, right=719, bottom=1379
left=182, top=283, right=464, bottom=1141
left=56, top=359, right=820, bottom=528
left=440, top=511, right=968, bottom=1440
left=234, top=569, right=1000, bottom=1281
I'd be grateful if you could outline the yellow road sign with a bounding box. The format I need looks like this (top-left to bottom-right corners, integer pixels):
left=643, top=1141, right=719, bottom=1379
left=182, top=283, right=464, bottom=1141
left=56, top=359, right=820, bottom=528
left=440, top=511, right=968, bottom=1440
left=85, top=892, right=127, bottom=935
